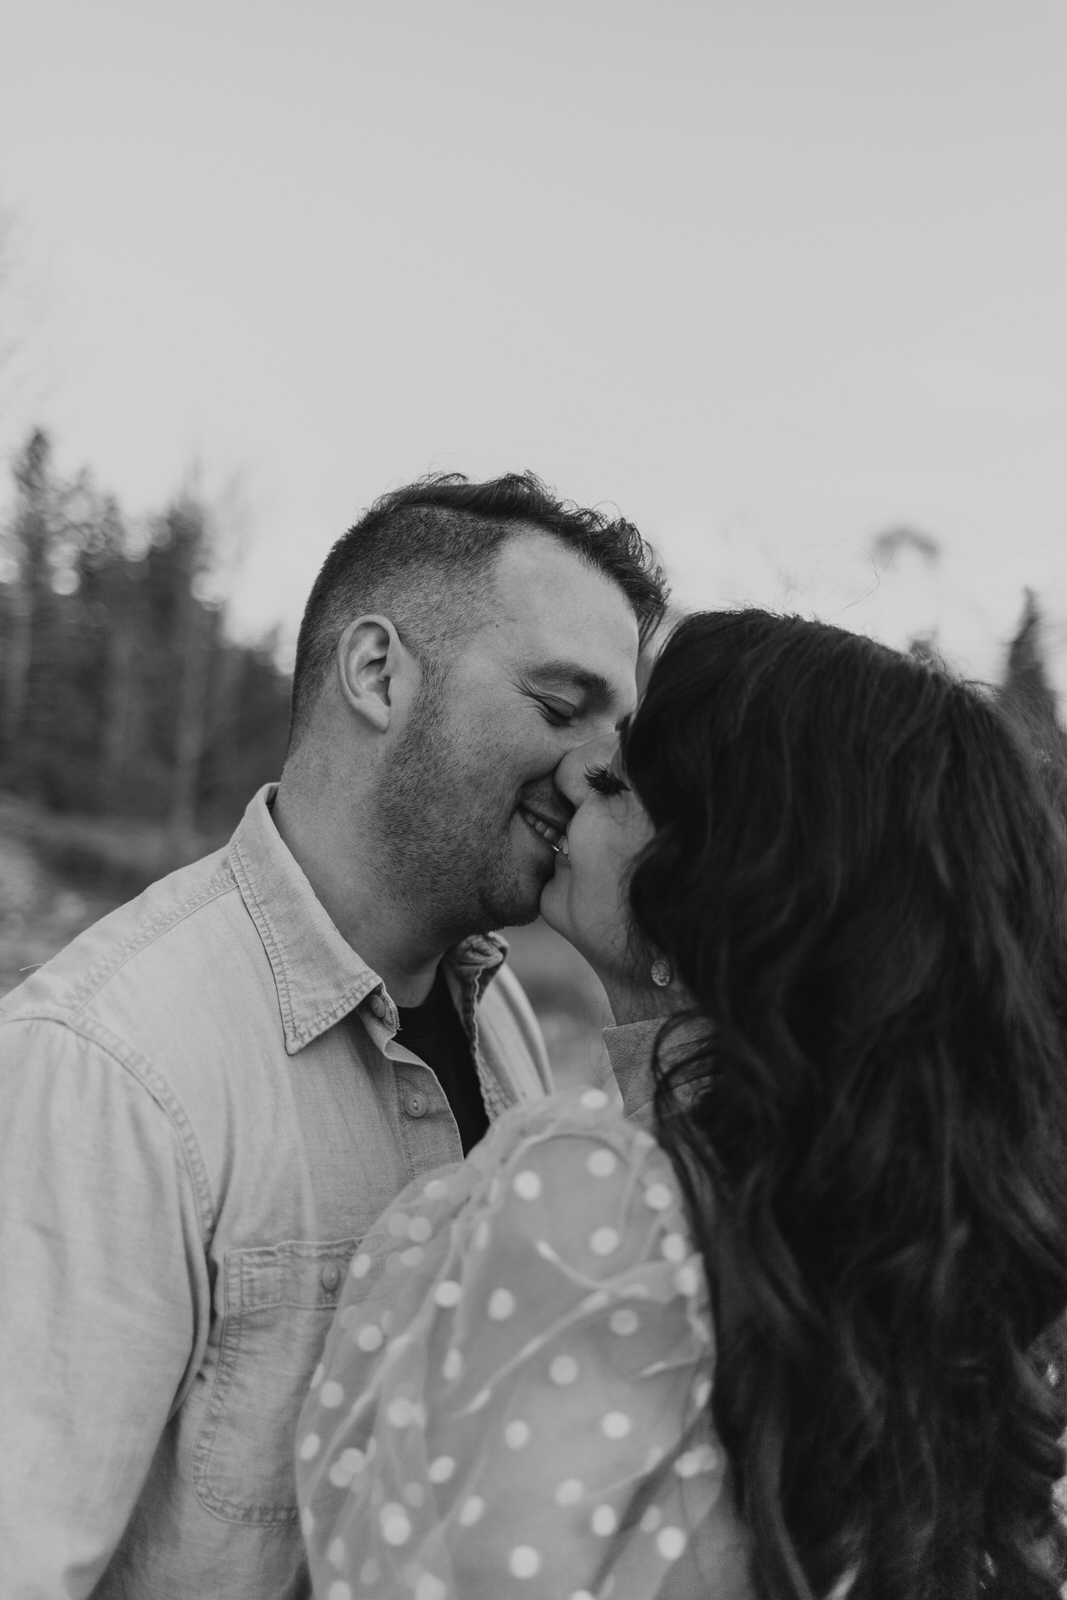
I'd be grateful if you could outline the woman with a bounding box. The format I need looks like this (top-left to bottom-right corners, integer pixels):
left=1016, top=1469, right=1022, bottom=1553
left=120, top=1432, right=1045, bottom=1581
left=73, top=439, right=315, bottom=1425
left=298, top=610, right=1067, bottom=1599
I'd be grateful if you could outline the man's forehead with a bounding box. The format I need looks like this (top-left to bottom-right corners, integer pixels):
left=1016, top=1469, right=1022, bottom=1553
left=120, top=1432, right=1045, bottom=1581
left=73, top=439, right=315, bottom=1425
left=491, top=532, right=640, bottom=647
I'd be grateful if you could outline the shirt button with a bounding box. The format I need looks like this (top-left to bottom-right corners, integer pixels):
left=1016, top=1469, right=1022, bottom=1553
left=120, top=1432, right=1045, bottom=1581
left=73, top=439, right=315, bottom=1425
left=405, top=1092, right=429, bottom=1118
left=320, top=1262, right=341, bottom=1293
left=368, top=994, right=387, bottom=1019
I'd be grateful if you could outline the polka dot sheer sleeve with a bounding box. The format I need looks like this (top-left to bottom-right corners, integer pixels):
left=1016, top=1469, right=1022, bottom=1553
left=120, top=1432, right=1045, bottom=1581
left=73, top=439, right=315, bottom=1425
left=296, top=1087, right=752, bottom=1600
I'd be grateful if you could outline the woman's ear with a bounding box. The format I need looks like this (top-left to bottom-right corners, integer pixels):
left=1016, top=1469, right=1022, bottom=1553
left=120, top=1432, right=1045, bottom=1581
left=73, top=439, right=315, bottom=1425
left=336, top=615, right=405, bottom=733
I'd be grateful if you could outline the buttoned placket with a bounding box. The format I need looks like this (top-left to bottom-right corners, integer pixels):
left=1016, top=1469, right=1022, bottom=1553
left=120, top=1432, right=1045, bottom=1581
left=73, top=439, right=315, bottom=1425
left=358, top=981, right=468, bottom=1174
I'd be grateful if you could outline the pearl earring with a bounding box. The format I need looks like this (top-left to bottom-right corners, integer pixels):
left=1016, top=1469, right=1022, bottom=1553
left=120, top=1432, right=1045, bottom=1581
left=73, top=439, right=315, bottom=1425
left=650, top=958, right=672, bottom=988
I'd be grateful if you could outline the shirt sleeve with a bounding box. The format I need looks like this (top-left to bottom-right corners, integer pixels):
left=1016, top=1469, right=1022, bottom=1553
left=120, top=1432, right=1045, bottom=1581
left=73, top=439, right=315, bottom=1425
left=297, top=1087, right=749, bottom=1600
left=0, top=1017, right=209, bottom=1597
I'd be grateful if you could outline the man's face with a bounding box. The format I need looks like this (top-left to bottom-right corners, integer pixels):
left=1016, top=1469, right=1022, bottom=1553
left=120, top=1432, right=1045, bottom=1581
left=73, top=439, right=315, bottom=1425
left=377, top=531, right=641, bottom=939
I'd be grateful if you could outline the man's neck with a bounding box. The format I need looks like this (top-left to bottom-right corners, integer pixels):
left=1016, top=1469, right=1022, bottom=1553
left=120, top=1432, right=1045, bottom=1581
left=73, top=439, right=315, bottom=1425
left=271, top=780, right=443, bottom=1007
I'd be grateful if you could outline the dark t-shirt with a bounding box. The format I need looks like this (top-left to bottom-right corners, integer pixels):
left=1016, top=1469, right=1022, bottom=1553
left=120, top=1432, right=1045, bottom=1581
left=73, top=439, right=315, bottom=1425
left=394, top=966, right=489, bottom=1154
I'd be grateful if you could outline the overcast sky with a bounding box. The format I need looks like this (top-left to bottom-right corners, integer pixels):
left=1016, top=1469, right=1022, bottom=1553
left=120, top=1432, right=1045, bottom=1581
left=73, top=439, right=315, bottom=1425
left=1, top=1, right=1065, bottom=687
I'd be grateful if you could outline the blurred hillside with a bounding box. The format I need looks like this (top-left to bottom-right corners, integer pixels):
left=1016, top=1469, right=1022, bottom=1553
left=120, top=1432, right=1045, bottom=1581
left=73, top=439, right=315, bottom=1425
left=2, top=425, right=1063, bottom=1088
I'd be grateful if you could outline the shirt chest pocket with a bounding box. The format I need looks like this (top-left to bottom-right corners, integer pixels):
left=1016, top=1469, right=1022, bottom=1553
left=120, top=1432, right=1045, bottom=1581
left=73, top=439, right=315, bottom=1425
left=193, top=1238, right=369, bottom=1526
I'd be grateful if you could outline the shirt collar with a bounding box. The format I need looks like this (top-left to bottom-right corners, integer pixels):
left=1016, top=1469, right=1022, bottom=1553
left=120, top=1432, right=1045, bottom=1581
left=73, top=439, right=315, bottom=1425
left=229, top=784, right=508, bottom=1056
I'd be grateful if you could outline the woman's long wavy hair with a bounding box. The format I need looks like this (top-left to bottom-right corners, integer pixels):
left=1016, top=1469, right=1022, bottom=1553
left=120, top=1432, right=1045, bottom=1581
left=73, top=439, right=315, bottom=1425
left=625, top=609, right=1067, bottom=1599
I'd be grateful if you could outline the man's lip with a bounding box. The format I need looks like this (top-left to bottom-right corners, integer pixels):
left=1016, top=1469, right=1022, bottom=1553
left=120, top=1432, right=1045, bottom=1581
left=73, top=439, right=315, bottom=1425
left=519, top=805, right=568, bottom=847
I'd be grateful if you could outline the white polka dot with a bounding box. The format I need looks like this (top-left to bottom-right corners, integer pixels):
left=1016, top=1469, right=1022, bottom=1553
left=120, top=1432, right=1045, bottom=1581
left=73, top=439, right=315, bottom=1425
left=513, top=1170, right=542, bottom=1199
left=555, top=1477, right=584, bottom=1505
left=415, top=1576, right=447, bottom=1600
left=580, top=1089, right=609, bottom=1110
left=401, top=1246, right=425, bottom=1268
left=327, top=1583, right=352, bottom=1600
left=386, top=1397, right=416, bottom=1427
left=644, top=1182, right=673, bottom=1211
left=657, top=1527, right=687, bottom=1561
left=301, top=1508, right=315, bottom=1538
left=633, top=1129, right=655, bottom=1150
left=591, top=1505, right=618, bottom=1537
left=298, top=1432, right=321, bottom=1461
left=356, top=1324, right=384, bottom=1352
left=505, top=1419, right=530, bottom=1449
left=459, top=1495, right=485, bottom=1525
left=404, top=1481, right=426, bottom=1508
left=468, top=1387, right=491, bottom=1412
left=428, top=1454, right=456, bottom=1483
left=408, top=1215, right=433, bottom=1243
left=571, top=1593, right=596, bottom=1600
left=473, top=1219, right=491, bottom=1250
left=388, top=1212, right=410, bottom=1237
left=692, top=1376, right=712, bottom=1408
left=488, top=1288, right=515, bottom=1320
left=590, top=1227, right=620, bottom=1256
left=581, top=1290, right=610, bottom=1313
left=509, top=1546, right=541, bottom=1578
left=328, top=1447, right=366, bottom=1487
left=661, top=1233, right=687, bottom=1263
left=380, top=1504, right=412, bottom=1545
left=550, top=1355, right=579, bottom=1385
left=610, top=1308, right=640, bottom=1336
left=602, top=1411, right=632, bottom=1439
left=359, top=1558, right=380, bottom=1585
left=587, top=1148, right=617, bottom=1177
left=310, top=1362, right=324, bottom=1388
left=535, top=1239, right=560, bottom=1262
left=442, top=1348, right=463, bottom=1380
left=675, top=1444, right=718, bottom=1477
left=674, top=1264, right=700, bottom=1296
left=328, top=1536, right=347, bottom=1567
left=434, top=1280, right=462, bottom=1307
left=423, top=1177, right=448, bottom=1200
left=640, top=1505, right=662, bottom=1532
left=350, top=1253, right=372, bottom=1278
left=319, top=1380, right=344, bottom=1409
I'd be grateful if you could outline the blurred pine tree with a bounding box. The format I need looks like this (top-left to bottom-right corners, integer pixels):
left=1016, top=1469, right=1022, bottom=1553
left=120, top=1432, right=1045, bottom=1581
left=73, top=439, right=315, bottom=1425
left=0, top=427, right=292, bottom=839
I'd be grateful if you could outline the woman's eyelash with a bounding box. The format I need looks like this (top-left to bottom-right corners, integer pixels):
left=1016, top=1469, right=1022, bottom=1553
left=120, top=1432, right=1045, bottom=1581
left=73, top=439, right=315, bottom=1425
left=585, top=762, right=628, bottom=797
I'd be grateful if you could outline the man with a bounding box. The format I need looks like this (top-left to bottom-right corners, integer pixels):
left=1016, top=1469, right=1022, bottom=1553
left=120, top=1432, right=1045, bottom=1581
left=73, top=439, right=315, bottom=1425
left=0, top=471, right=666, bottom=1597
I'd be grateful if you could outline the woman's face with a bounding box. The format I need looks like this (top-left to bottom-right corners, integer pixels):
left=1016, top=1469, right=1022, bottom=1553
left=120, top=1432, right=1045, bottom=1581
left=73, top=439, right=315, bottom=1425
left=539, top=734, right=655, bottom=991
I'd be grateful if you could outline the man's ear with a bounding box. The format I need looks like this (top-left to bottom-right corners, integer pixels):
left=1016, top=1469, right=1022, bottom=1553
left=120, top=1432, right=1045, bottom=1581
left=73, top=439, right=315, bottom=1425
left=336, top=616, right=407, bottom=733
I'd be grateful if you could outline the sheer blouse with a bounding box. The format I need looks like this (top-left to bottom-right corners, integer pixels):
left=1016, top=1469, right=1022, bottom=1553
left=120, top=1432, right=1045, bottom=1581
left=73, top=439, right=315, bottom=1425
left=296, top=1086, right=753, bottom=1600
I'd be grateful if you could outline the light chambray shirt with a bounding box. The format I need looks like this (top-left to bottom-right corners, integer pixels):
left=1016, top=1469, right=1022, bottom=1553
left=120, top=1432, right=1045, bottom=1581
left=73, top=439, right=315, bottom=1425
left=0, top=784, right=551, bottom=1600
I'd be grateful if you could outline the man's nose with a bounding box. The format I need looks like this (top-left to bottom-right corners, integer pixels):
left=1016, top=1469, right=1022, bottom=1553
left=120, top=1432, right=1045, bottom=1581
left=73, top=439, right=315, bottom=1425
left=554, top=735, right=618, bottom=810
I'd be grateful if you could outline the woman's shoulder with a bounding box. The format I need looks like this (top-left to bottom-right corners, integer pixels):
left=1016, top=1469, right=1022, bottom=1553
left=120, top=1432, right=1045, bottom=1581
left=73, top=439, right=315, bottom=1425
left=454, top=1085, right=704, bottom=1305
left=474, top=1084, right=683, bottom=1215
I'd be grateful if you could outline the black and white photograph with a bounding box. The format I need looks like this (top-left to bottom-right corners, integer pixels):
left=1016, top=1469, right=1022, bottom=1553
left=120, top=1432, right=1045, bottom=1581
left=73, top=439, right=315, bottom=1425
left=2, top=4, right=1067, bottom=1596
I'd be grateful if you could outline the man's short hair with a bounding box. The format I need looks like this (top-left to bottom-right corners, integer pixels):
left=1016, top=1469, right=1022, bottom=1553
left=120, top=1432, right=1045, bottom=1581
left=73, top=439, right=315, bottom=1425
left=287, top=471, right=668, bottom=748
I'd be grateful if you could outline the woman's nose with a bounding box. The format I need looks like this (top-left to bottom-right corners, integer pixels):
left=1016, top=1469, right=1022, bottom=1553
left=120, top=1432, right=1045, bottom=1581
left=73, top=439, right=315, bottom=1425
left=554, top=735, right=618, bottom=809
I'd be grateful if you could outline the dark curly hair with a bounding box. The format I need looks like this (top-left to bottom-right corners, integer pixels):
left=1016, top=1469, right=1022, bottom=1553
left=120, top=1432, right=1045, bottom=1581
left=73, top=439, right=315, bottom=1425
left=624, top=609, right=1067, bottom=1598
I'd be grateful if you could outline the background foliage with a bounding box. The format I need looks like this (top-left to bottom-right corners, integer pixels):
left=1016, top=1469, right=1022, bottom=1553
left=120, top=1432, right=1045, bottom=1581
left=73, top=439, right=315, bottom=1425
left=0, top=428, right=291, bottom=845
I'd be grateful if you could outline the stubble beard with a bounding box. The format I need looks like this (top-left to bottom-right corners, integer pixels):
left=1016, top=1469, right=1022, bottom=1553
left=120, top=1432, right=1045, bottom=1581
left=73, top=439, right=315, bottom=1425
left=374, top=682, right=546, bottom=941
